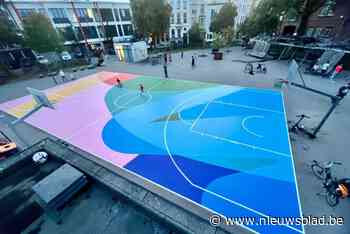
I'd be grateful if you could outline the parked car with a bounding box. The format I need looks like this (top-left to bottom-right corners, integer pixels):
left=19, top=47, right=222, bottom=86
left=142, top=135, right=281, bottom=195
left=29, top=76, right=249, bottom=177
left=61, top=51, right=72, bottom=61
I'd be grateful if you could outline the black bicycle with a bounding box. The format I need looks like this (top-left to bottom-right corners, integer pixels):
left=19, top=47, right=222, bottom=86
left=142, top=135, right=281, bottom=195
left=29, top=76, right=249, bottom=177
left=243, top=63, right=267, bottom=74
left=310, top=160, right=350, bottom=206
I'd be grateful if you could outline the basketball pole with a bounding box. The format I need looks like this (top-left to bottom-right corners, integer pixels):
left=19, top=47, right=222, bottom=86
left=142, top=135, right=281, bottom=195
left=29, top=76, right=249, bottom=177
left=11, top=105, right=43, bottom=125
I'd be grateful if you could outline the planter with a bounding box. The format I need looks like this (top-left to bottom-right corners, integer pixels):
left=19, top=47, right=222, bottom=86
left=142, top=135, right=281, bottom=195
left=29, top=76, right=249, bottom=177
left=213, top=52, right=223, bottom=60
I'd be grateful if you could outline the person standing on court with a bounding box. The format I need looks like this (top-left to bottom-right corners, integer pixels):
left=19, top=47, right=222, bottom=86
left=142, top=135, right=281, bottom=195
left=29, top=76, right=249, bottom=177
left=163, top=58, right=168, bottom=78
left=139, top=84, right=145, bottom=95
left=164, top=53, right=167, bottom=64
left=181, top=51, right=184, bottom=59
left=191, top=55, right=195, bottom=68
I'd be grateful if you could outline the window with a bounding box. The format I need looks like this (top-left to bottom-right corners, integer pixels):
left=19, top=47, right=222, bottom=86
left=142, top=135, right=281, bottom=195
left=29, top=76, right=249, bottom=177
left=76, top=8, right=93, bottom=22
left=177, top=13, right=181, bottom=24
left=200, top=4, right=205, bottom=15
left=114, top=9, right=120, bottom=21
left=57, top=27, right=76, bottom=41
left=105, top=25, right=118, bottom=38
left=37, top=8, right=47, bottom=16
left=119, top=9, right=131, bottom=21
left=100, top=8, right=114, bottom=22
left=319, top=0, right=336, bottom=17
left=93, top=8, right=102, bottom=22
left=177, top=28, right=181, bottom=38
left=177, top=0, right=181, bottom=9
left=49, top=8, right=69, bottom=24
left=183, top=12, right=187, bottom=24
left=171, top=14, right=174, bottom=24
left=75, top=26, right=98, bottom=40
left=18, top=9, right=34, bottom=18
left=122, top=24, right=133, bottom=36
left=117, top=25, right=123, bottom=36
left=192, top=9, right=196, bottom=15
left=183, top=0, right=187, bottom=9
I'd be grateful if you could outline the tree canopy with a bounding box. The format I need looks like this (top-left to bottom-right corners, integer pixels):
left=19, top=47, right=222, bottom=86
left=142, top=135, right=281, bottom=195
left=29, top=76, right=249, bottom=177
left=210, top=1, right=237, bottom=33
left=188, top=22, right=205, bottom=47
left=0, top=15, right=22, bottom=48
left=23, top=13, right=63, bottom=52
left=130, top=0, right=171, bottom=40
left=238, top=0, right=325, bottom=37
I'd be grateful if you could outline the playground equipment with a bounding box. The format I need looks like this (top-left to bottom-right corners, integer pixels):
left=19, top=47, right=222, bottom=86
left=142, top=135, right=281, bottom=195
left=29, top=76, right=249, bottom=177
left=12, top=88, right=54, bottom=125
left=309, top=50, right=345, bottom=75
left=249, top=40, right=271, bottom=58
left=284, top=60, right=349, bottom=139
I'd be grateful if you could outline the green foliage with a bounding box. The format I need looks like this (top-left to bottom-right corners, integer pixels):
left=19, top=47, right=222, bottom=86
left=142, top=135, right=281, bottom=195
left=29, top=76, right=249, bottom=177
left=130, top=0, right=171, bottom=39
left=210, top=1, right=237, bottom=33
left=23, top=13, right=63, bottom=53
left=212, top=33, right=226, bottom=49
left=222, top=26, right=235, bottom=46
left=188, top=22, right=205, bottom=47
left=238, top=0, right=325, bottom=37
left=0, top=15, right=22, bottom=47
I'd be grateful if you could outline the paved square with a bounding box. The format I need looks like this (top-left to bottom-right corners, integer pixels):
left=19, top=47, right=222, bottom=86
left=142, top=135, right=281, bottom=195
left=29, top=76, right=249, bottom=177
left=0, top=71, right=303, bottom=234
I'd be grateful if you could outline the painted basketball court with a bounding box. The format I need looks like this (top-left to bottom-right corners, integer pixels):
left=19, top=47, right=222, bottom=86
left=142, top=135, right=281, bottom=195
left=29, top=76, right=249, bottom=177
left=0, top=71, right=304, bottom=234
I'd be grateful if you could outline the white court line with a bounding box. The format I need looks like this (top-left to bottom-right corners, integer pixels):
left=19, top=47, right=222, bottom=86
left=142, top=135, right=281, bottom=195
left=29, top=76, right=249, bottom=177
left=214, top=101, right=283, bottom=115
left=190, top=102, right=211, bottom=131
left=179, top=101, right=289, bottom=158
left=241, top=116, right=264, bottom=138
left=64, top=79, right=164, bottom=141
left=163, top=96, right=303, bottom=234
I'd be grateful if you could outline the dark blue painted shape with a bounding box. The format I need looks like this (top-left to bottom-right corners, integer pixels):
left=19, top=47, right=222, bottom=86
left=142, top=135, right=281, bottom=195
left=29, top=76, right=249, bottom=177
left=125, top=154, right=238, bottom=202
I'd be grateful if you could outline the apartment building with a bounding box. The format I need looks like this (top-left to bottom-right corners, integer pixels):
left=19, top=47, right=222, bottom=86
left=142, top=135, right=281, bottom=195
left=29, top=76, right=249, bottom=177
left=167, top=0, right=252, bottom=43
left=4, top=0, right=133, bottom=48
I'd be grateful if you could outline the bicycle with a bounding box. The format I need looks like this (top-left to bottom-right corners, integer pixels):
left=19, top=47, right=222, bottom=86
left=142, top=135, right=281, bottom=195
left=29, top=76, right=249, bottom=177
left=310, top=160, right=350, bottom=206
left=243, top=63, right=267, bottom=74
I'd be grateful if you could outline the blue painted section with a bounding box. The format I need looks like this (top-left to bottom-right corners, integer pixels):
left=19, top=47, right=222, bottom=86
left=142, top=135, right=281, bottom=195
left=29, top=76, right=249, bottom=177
left=125, top=154, right=238, bottom=202
left=202, top=172, right=302, bottom=233
left=102, top=81, right=303, bottom=234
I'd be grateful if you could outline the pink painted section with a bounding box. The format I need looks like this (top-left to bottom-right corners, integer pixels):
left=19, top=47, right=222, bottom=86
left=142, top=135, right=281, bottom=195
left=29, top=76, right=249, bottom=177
left=0, top=71, right=139, bottom=167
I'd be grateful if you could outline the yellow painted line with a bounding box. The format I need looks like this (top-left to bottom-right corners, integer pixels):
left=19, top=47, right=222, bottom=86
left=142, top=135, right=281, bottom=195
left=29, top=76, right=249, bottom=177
left=6, top=71, right=116, bottom=118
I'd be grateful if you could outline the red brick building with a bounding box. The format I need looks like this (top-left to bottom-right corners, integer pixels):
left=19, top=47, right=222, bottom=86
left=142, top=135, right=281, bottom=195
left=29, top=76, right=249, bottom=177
left=305, top=0, right=350, bottom=41
left=281, top=0, right=350, bottom=42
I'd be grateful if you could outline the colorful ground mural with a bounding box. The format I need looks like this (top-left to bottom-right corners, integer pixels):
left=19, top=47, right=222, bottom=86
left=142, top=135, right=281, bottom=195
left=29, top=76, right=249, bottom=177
left=0, top=71, right=304, bottom=234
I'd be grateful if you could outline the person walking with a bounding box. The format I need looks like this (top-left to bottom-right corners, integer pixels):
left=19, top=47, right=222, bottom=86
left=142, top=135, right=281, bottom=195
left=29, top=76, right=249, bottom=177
left=181, top=51, right=184, bottom=59
left=163, top=59, right=168, bottom=78
left=116, top=78, right=122, bottom=88
left=164, top=53, right=167, bottom=64
left=330, top=64, right=344, bottom=81
left=139, top=84, right=145, bottom=95
left=321, top=61, right=330, bottom=76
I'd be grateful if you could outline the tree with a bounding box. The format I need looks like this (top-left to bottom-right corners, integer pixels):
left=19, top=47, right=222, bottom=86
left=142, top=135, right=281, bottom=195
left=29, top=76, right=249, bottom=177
left=23, top=13, right=63, bottom=53
left=210, top=1, right=237, bottom=33
left=222, top=26, right=235, bottom=46
left=0, top=15, right=22, bottom=48
left=130, top=0, right=171, bottom=44
left=188, top=22, right=205, bottom=47
left=297, top=0, right=326, bottom=34
left=238, top=0, right=325, bottom=37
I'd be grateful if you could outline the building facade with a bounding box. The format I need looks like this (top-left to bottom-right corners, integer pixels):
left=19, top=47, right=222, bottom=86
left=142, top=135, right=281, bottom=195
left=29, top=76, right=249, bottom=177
left=168, top=0, right=256, bottom=42
left=4, top=0, right=133, bottom=48
left=305, top=0, right=350, bottom=41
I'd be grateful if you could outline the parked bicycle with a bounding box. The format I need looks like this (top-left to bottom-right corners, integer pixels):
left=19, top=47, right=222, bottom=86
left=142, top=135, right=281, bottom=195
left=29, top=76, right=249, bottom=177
left=243, top=63, right=267, bottom=74
left=310, top=160, right=350, bottom=206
